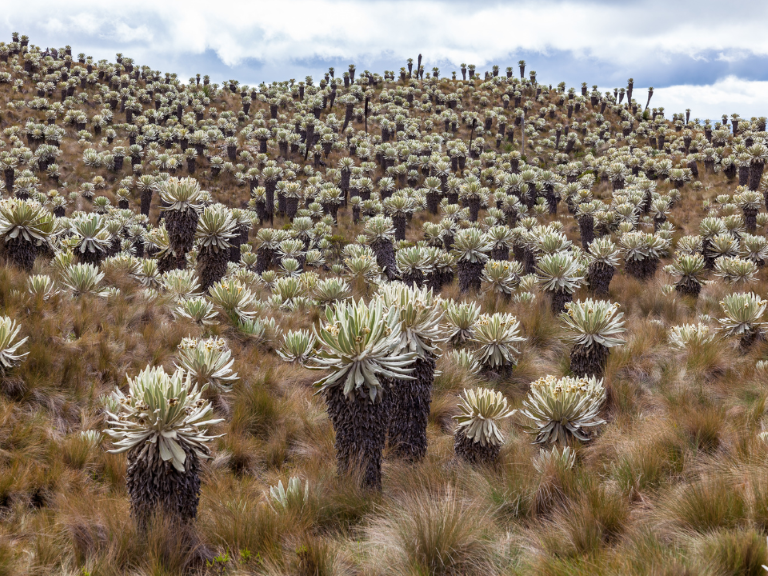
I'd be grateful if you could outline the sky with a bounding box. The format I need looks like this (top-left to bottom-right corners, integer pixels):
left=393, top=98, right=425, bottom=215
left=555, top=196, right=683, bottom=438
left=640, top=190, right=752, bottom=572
left=2, top=0, right=767, bottom=121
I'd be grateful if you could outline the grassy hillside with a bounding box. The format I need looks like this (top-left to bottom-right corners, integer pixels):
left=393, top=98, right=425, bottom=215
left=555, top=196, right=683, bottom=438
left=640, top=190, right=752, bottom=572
left=0, top=35, right=766, bottom=575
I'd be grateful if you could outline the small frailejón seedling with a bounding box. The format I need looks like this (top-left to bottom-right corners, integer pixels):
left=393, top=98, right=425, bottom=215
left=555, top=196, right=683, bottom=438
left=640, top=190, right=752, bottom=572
left=312, top=277, right=351, bottom=308
left=450, top=348, right=481, bottom=375
left=207, top=277, right=257, bottom=324
left=173, top=296, right=218, bottom=326
left=668, top=323, right=715, bottom=350
left=533, top=445, right=576, bottom=473
left=560, top=298, right=626, bottom=378
left=105, top=366, right=223, bottom=525
left=714, top=256, right=758, bottom=285
left=0, top=316, right=28, bottom=380
left=277, top=329, right=317, bottom=365
left=471, top=312, right=525, bottom=375
left=536, top=250, right=585, bottom=313
left=443, top=300, right=481, bottom=346
left=521, top=375, right=606, bottom=445
left=717, top=291, right=767, bottom=350
left=175, top=336, right=239, bottom=393
left=395, top=245, right=429, bottom=288
left=161, top=268, right=202, bottom=302
left=665, top=253, right=707, bottom=298
left=71, top=213, right=111, bottom=267
left=481, top=259, right=523, bottom=298
left=27, top=274, right=57, bottom=300
left=309, top=299, right=415, bottom=489
left=269, top=476, right=309, bottom=512
left=60, top=262, right=109, bottom=297
left=453, top=388, right=515, bottom=466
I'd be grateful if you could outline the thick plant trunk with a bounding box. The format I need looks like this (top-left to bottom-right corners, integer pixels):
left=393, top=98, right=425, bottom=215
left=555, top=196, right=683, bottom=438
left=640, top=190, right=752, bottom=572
left=454, top=428, right=500, bottom=467
left=229, top=225, right=248, bottom=264
left=545, top=191, right=558, bottom=214
left=392, top=214, right=406, bottom=241
left=265, top=180, right=277, bottom=223
left=578, top=215, right=594, bottom=250
left=78, top=247, right=105, bottom=267
left=255, top=247, right=274, bottom=274
left=490, top=246, right=509, bottom=261
left=468, top=197, right=480, bottom=222
left=702, top=242, right=717, bottom=270
left=371, top=238, right=398, bottom=281
left=744, top=208, right=758, bottom=233
left=626, top=257, right=658, bottom=281
left=198, top=249, right=228, bottom=292
left=386, top=355, right=435, bottom=461
left=740, top=330, right=762, bottom=351
left=642, top=257, right=660, bottom=279
left=588, top=262, right=614, bottom=296
left=739, top=165, right=750, bottom=187
left=126, top=443, right=201, bottom=527
left=522, top=247, right=537, bottom=275
left=458, top=260, right=483, bottom=293
left=749, top=161, right=765, bottom=191
left=286, top=197, right=299, bottom=221
left=402, top=269, right=423, bottom=288
left=254, top=201, right=267, bottom=224
left=570, top=342, right=609, bottom=378
left=549, top=289, right=572, bottom=314
left=426, top=191, right=440, bottom=214
left=157, top=251, right=176, bottom=274
left=425, top=271, right=441, bottom=292
left=164, top=209, right=198, bottom=267
left=324, top=385, right=388, bottom=490
left=3, top=168, right=14, bottom=193
left=5, top=236, right=36, bottom=272
left=675, top=277, right=701, bottom=299
left=140, top=189, right=153, bottom=216
left=439, top=269, right=454, bottom=290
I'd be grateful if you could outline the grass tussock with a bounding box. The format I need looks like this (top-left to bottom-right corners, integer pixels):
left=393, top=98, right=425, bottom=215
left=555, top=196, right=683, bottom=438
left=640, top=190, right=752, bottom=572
left=363, top=488, right=503, bottom=575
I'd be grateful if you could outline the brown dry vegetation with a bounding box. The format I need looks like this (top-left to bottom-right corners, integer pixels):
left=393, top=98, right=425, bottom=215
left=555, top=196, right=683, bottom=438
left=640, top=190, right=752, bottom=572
left=0, top=38, right=765, bottom=576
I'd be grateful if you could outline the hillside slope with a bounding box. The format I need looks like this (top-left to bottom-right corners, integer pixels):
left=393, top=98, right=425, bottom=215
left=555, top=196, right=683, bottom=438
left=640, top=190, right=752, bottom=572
left=0, top=34, right=766, bottom=575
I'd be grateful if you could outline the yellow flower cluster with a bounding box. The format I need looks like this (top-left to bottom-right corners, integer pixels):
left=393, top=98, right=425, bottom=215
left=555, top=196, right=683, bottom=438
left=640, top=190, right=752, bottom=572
left=530, top=374, right=595, bottom=396
left=487, top=261, right=511, bottom=271
left=325, top=323, right=340, bottom=337
left=178, top=336, right=227, bottom=352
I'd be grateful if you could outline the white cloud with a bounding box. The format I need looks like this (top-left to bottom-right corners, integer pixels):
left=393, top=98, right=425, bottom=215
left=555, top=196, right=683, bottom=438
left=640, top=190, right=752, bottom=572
left=652, top=76, right=768, bottom=121
left=112, top=22, right=153, bottom=44
left=4, top=0, right=768, bottom=67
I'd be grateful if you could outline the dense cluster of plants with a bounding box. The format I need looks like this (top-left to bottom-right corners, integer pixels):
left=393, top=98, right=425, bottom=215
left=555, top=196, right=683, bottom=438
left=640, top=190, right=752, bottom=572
left=0, top=32, right=767, bottom=575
